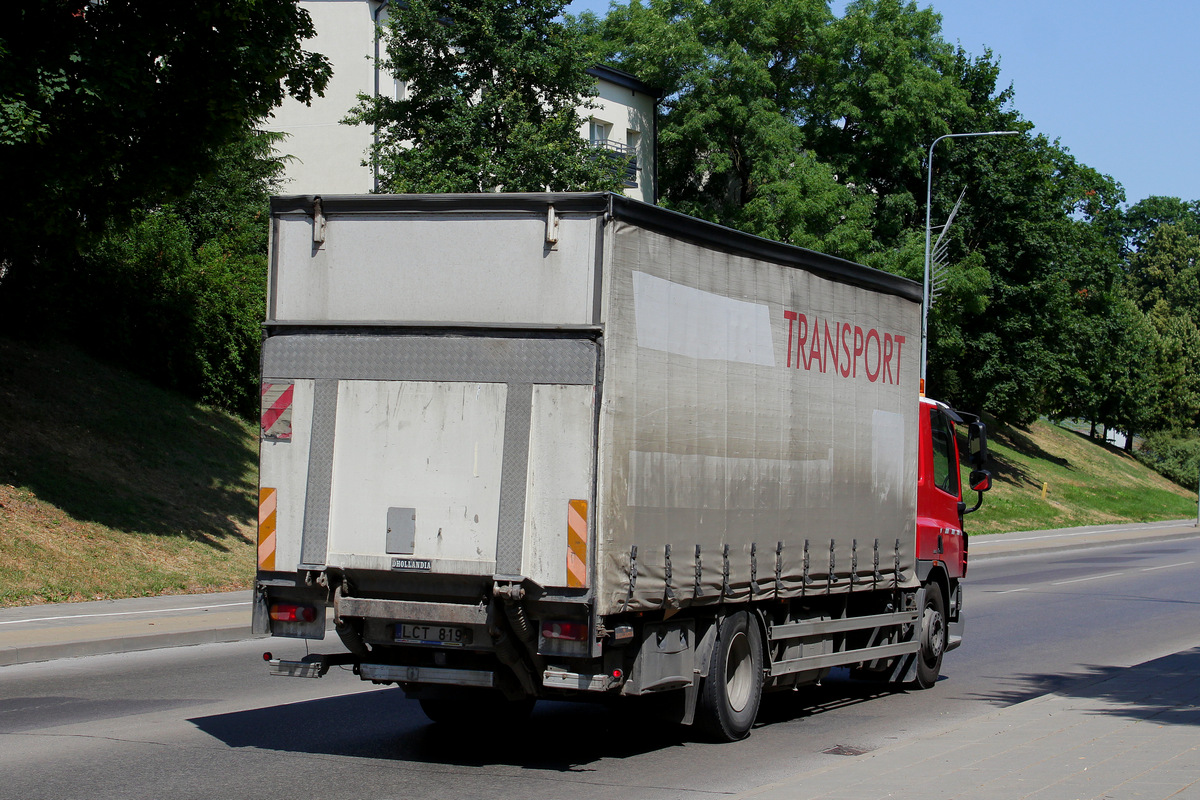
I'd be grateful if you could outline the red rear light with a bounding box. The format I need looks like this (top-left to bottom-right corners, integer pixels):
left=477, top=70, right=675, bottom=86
left=269, top=603, right=317, bottom=623
left=541, top=620, right=589, bottom=642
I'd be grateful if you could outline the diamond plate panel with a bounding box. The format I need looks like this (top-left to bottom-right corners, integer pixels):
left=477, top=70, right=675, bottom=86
left=263, top=334, right=597, bottom=385
left=496, top=385, right=533, bottom=575
left=299, top=380, right=338, bottom=568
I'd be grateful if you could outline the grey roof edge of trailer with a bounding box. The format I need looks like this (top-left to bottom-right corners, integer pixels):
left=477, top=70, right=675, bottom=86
left=270, top=192, right=922, bottom=303
left=269, top=192, right=612, bottom=216
left=606, top=194, right=922, bottom=304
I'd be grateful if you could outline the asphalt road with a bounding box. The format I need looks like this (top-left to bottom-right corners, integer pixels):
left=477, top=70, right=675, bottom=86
left=2, top=536, right=1198, bottom=800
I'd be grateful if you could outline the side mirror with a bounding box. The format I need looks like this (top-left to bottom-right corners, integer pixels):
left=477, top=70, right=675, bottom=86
left=967, top=421, right=989, bottom=470
left=963, top=468, right=992, bottom=515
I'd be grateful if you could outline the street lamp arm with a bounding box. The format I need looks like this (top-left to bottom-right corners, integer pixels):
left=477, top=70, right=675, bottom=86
left=920, top=129, right=1019, bottom=394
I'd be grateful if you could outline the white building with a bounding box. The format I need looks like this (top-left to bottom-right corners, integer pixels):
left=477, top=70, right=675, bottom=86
left=266, top=1, right=659, bottom=202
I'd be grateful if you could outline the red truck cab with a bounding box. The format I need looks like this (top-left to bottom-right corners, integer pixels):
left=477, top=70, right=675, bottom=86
left=915, top=397, right=991, bottom=663
left=917, top=398, right=967, bottom=577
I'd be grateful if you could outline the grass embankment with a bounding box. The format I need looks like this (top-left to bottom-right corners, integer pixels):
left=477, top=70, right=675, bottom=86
left=965, top=418, right=1197, bottom=535
left=0, top=337, right=1196, bottom=606
left=0, top=338, right=256, bottom=606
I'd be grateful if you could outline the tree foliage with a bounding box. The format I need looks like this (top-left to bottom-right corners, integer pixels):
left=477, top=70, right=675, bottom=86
left=0, top=0, right=330, bottom=273
left=8, top=129, right=283, bottom=418
left=1124, top=196, right=1200, bottom=252
left=588, top=0, right=875, bottom=259
left=348, top=0, right=627, bottom=193
left=1135, top=431, right=1200, bottom=492
left=1125, top=222, right=1200, bottom=433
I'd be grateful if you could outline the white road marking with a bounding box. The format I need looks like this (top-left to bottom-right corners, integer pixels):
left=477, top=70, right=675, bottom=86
left=994, top=587, right=1030, bottom=594
left=1051, top=572, right=1124, bottom=586
left=1140, top=561, right=1195, bottom=572
left=0, top=602, right=251, bottom=626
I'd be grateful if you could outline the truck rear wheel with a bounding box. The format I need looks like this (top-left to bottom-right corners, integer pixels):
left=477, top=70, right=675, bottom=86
left=697, top=611, right=764, bottom=741
left=913, top=581, right=946, bottom=689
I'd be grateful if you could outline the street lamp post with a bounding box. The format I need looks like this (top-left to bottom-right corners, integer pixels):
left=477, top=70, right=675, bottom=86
left=921, top=130, right=1019, bottom=395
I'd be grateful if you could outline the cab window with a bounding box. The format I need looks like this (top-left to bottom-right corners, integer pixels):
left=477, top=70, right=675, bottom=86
left=929, top=409, right=959, bottom=494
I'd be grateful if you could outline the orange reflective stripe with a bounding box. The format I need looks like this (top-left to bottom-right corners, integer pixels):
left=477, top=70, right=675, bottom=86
left=566, top=499, right=588, bottom=588
left=258, top=488, right=277, bottom=571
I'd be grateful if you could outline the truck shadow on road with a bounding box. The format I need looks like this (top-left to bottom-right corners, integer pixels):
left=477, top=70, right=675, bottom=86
left=190, top=687, right=686, bottom=769
left=969, top=647, right=1200, bottom=728
left=189, top=675, right=903, bottom=769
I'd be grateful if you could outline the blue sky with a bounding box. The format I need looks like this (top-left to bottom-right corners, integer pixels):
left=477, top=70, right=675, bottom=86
left=566, top=0, right=1200, bottom=206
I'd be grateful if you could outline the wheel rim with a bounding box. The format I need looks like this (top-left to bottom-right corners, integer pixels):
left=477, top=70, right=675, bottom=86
left=724, top=630, right=753, bottom=712
left=922, top=605, right=944, bottom=661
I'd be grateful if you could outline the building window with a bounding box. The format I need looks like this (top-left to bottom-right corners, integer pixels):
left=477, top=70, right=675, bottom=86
left=587, top=120, right=637, bottom=188
left=589, top=119, right=611, bottom=145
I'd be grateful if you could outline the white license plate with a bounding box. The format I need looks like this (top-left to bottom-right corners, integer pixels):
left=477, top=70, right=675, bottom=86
left=396, top=623, right=472, bottom=646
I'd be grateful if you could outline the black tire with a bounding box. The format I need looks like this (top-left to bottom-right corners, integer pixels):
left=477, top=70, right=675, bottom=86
left=913, top=581, right=946, bottom=689
left=697, top=611, right=765, bottom=742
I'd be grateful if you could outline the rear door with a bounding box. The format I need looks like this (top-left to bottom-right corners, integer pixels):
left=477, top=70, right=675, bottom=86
left=261, top=331, right=599, bottom=588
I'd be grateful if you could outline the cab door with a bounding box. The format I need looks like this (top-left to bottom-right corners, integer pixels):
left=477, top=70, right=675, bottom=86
left=916, top=402, right=965, bottom=578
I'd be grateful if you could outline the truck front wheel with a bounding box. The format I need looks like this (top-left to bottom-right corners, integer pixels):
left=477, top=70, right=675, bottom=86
left=697, top=611, right=764, bottom=741
left=913, top=581, right=946, bottom=689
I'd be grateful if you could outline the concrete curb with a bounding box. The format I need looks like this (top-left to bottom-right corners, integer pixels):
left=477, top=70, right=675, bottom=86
left=0, top=625, right=263, bottom=667
left=970, top=523, right=1200, bottom=561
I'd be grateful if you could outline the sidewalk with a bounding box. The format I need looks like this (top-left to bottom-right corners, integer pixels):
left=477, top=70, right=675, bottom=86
left=968, top=518, right=1199, bottom=561
left=0, top=590, right=257, bottom=667
left=737, top=647, right=1200, bottom=800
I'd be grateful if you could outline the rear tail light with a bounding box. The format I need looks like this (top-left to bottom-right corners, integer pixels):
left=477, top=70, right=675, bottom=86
left=541, top=621, right=589, bottom=642
left=269, top=603, right=317, bottom=623
left=539, top=619, right=591, bottom=657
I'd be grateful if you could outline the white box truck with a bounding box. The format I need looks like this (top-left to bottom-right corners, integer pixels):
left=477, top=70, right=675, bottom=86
left=256, top=193, right=990, bottom=741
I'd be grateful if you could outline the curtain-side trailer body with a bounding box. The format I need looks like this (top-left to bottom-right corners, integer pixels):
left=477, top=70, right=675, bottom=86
left=257, top=193, right=990, bottom=740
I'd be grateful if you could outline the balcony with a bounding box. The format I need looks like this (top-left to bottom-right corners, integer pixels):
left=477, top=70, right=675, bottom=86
left=590, top=139, right=638, bottom=188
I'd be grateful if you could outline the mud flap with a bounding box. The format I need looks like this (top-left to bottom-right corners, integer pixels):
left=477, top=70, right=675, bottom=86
left=252, top=584, right=271, bottom=635
left=947, top=613, right=965, bottom=652
left=681, top=672, right=699, bottom=726
left=679, top=620, right=717, bottom=726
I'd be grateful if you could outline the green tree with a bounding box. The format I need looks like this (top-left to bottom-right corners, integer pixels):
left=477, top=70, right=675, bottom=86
left=591, top=0, right=875, bottom=259
left=950, top=137, right=1126, bottom=423
left=15, top=128, right=284, bottom=417
left=804, top=0, right=976, bottom=246
left=0, top=0, right=330, bottom=280
left=1124, top=196, right=1200, bottom=252
left=1054, top=292, right=1158, bottom=445
left=348, top=0, right=627, bottom=193
left=1129, top=222, right=1200, bottom=330
left=1126, top=222, right=1200, bottom=432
